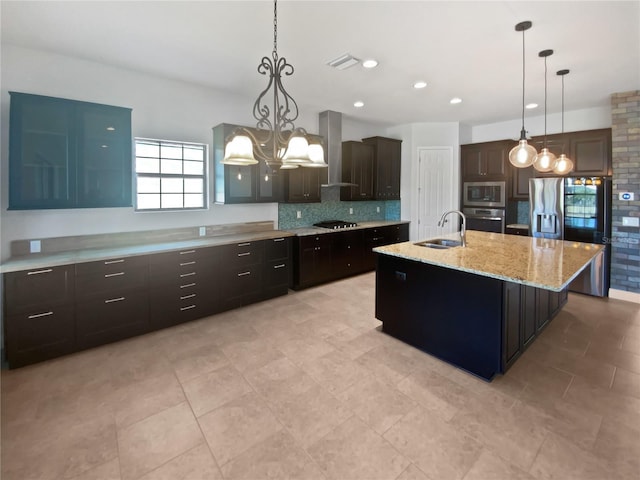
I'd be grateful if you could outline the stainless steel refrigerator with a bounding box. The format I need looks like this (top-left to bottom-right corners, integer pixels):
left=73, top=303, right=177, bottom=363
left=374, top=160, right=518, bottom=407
left=529, top=177, right=612, bottom=297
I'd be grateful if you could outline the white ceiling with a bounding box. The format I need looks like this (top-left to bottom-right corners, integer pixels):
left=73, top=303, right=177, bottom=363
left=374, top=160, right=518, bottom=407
left=2, top=1, right=639, bottom=128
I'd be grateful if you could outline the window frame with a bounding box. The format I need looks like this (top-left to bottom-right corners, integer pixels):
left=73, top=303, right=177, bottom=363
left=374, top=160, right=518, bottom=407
left=134, top=137, right=209, bottom=212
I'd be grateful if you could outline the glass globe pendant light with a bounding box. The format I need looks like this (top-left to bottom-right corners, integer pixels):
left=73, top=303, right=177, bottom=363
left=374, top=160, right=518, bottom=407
left=552, top=69, right=574, bottom=174
left=533, top=49, right=558, bottom=172
left=508, top=21, right=537, bottom=168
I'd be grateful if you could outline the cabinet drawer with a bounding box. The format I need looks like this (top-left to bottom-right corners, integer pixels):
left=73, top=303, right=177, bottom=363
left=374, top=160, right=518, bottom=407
left=75, top=265, right=148, bottom=300
left=148, top=254, right=217, bottom=287
left=76, top=293, right=149, bottom=349
left=219, top=241, right=264, bottom=267
left=265, top=237, right=290, bottom=261
left=265, top=259, right=290, bottom=288
left=75, top=255, right=148, bottom=277
left=149, top=285, right=216, bottom=330
left=4, top=265, right=74, bottom=315
left=5, top=305, right=75, bottom=368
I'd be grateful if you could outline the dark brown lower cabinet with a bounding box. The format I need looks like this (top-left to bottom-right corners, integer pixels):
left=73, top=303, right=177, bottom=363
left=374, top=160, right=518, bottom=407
left=293, top=223, right=409, bottom=290
left=3, top=236, right=292, bottom=368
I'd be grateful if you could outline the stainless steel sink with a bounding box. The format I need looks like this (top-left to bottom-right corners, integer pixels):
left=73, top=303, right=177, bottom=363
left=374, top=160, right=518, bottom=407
left=414, top=238, right=463, bottom=249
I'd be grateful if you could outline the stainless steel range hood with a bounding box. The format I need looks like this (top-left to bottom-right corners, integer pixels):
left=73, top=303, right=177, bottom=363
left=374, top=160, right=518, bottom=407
left=319, top=110, right=357, bottom=187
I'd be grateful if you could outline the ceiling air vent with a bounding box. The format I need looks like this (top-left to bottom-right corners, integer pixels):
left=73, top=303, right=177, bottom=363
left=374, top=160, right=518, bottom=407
left=327, top=53, right=360, bottom=70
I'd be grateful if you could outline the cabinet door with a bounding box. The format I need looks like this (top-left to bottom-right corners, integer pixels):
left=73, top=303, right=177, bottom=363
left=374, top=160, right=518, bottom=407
left=570, top=129, right=612, bottom=176
left=296, top=235, right=332, bottom=287
left=484, top=144, right=508, bottom=177
left=76, top=104, right=132, bottom=207
left=341, top=141, right=375, bottom=200
left=536, top=288, right=551, bottom=332
left=461, top=145, right=483, bottom=178
left=503, top=282, right=522, bottom=367
left=510, top=165, right=534, bottom=199
left=285, top=167, right=321, bottom=203
left=9, top=93, right=76, bottom=209
left=522, top=285, right=537, bottom=348
left=363, top=136, right=402, bottom=200
left=5, top=306, right=76, bottom=368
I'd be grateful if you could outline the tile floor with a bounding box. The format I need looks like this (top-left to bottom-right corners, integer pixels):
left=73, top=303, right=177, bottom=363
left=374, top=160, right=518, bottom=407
left=2, top=272, right=640, bottom=480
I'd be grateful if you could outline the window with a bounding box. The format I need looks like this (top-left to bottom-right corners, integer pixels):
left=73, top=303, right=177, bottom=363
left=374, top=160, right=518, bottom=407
left=134, top=138, right=207, bottom=210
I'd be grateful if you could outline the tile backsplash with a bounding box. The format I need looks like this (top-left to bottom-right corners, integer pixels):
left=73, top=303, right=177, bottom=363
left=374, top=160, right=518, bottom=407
left=278, top=186, right=400, bottom=229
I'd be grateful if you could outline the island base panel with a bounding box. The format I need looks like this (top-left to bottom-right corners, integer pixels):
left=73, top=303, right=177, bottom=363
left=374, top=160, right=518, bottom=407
left=375, top=254, right=503, bottom=381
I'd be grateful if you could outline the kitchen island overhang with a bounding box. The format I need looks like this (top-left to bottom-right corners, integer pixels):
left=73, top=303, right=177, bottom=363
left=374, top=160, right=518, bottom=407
left=373, top=230, right=604, bottom=381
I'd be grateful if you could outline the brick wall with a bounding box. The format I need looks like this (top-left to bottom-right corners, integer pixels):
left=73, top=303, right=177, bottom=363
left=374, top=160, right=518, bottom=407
left=610, top=91, right=640, bottom=294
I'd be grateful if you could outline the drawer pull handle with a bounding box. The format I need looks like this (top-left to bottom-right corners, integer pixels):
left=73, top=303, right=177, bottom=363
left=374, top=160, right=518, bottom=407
left=180, top=272, right=196, bottom=278
left=180, top=261, right=196, bottom=266
left=238, top=252, right=251, bottom=257
left=28, top=311, right=53, bottom=319
left=179, top=250, right=196, bottom=255
left=27, top=269, right=52, bottom=275
left=180, top=282, right=196, bottom=288
left=238, top=271, right=251, bottom=277
left=274, top=264, right=286, bottom=269
left=180, top=293, right=196, bottom=300
left=105, top=297, right=125, bottom=304
left=104, top=259, right=124, bottom=265
left=273, top=238, right=285, bottom=242
left=238, top=242, right=251, bottom=247
left=180, top=305, right=196, bottom=311
left=104, top=272, right=125, bottom=278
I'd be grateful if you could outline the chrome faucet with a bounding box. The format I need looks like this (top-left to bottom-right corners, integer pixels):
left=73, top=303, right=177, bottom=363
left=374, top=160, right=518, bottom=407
left=437, top=210, right=467, bottom=247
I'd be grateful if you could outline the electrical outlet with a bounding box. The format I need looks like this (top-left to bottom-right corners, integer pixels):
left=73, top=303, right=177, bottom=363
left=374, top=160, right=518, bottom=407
left=199, top=226, right=206, bottom=236
left=296, top=211, right=302, bottom=219
left=30, top=240, right=41, bottom=253
left=622, top=216, right=639, bottom=227
left=349, top=208, right=353, bottom=214
left=619, top=192, right=635, bottom=201
left=376, top=206, right=380, bottom=213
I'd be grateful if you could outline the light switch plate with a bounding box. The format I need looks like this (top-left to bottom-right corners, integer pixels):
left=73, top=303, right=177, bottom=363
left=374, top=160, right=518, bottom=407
left=619, top=192, right=635, bottom=201
left=296, top=211, right=302, bottom=219
left=349, top=208, right=353, bottom=214
left=622, top=216, right=639, bottom=227
left=199, top=226, right=206, bottom=236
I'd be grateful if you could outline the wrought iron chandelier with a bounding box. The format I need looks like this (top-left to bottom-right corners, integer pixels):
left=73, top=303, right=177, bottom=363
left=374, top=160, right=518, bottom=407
left=222, top=0, right=327, bottom=170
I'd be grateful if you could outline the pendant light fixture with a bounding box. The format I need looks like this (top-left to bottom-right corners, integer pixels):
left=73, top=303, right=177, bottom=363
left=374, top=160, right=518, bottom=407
left=509, top=21, right=537, bottom=168
left=222, top=0, right=327, bottom=171
left=533, top=49, right=558, bottom=172
left=552, top=69, right=574, bottom=174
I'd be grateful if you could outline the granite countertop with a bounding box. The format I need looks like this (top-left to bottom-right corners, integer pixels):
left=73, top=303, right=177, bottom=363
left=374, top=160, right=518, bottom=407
left=286, top=220, right=410, bottom=236
left=0, top=230, right=295, bottom=274
left=373, top=230, right=603, bottom=292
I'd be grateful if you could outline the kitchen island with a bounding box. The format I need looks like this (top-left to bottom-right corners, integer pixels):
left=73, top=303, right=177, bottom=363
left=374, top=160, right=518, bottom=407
left=373, top=230, right=603, bottom=380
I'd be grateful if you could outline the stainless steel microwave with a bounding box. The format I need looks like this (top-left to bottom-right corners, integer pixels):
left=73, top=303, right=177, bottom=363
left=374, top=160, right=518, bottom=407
left=463, top=181, right=506, bottom=208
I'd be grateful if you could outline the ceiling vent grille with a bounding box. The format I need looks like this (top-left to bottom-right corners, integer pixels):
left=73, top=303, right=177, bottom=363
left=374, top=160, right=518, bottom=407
left=327, top=53, right=360, bottom=70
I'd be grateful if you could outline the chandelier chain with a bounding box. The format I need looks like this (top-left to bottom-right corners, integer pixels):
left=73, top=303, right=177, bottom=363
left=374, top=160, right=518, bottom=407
left=273, top=0, right=278, bottom=59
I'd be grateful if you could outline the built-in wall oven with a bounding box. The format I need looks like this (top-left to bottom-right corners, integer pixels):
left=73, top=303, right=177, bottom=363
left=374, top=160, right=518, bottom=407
left=463, top=208, right=505, bottom=233
left=463, top=181, right=506, bottom=208
left=462, top=181, right=506, bottom=233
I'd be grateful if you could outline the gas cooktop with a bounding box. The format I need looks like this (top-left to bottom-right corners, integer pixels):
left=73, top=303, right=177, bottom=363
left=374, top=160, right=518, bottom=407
left=313, top=220, right=358, bottom=230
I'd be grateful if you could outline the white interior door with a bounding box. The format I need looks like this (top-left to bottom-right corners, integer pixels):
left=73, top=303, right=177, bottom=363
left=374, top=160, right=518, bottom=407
left=416, top=147, right=455, bottom=240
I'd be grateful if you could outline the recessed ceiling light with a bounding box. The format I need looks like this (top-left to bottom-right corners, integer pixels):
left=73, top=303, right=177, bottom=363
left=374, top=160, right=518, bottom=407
left=526, top=103, right=538, bottom=109
left=450, top=97, right=462, bottom=104
left=354, top=101, right=364, bottom=108
left=362, top=59, right=378, bottom=69
left=413, top=81, right=427, bottom=89
left=106, top=126, right=115, bottom=131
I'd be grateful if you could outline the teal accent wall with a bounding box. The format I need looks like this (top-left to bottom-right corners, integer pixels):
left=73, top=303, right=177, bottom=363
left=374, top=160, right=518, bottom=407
left=278, top=186, right=401, bottom=229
